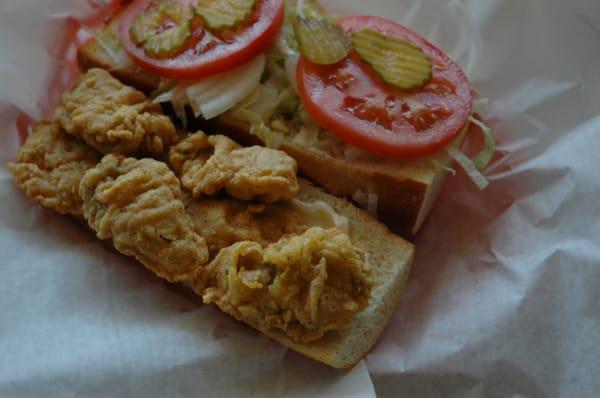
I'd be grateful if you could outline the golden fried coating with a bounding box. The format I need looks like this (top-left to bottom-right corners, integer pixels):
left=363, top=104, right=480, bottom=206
left=169, top=132, right=299, bottom=203
left=200, top=228, right=372, bottom=343
left=186, top=199, right=307, bottom=259
left=56, top=68, right=178, bottom=155
left=80, top=154, right=209, bottom=282
left=8, top=121, right=100, bottom=215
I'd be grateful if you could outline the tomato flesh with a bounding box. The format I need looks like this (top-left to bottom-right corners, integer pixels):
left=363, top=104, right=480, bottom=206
left=119, top=0, right=284, bottom=79
left=297, top=16, right=473, bottom=158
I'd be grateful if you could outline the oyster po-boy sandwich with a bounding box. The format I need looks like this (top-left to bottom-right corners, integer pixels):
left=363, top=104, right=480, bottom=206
left=77, top=0, right=494, bottom=236
left=8, top=0, right=494, bottom=369
left=10, top=66, right=414, bottom=369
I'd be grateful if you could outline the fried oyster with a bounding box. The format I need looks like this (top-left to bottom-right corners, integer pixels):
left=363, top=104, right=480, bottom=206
left=199, top=228, right=371, bottom=343
left=56, top=68, right=178, bottom=155
left=186, top=199, right=307, bottom=259
left=79, top=154, right=209, bottom=282
left=8, top=121, right=100, bottom=215
left=169, top=131, right=299, bottom=203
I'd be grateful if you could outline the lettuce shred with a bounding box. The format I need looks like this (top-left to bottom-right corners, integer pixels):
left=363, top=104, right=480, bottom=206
left=229, top=23, right=305, bottom=148
left=442, top=113, right=496, bottom=190
left=469, top=116, right=496, bottom=171
left=446, top=146, right=490, bottom=190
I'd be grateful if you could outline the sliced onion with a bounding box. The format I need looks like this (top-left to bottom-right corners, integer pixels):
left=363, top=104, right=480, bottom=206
left=186, top=54, right=266, bottom=119
left=154, top=53, right=265, bottom=120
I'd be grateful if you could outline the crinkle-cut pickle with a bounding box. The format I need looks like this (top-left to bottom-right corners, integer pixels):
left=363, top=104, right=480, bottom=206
left=195, top=0, right=256, bottom=32
left=352, top=29, right=433, bottom=90
left=299, top=0, right=328, bottom=20
left=130, top=0, right=192, bottom=58
left=294, top=17, right=351, bottom=65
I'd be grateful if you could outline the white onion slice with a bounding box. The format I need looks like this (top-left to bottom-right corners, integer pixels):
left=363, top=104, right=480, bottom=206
left=155, top=54, right=265, bottom=121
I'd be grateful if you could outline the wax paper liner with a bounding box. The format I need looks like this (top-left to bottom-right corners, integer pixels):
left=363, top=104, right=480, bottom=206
left=1, top=0, right=600, bottom=397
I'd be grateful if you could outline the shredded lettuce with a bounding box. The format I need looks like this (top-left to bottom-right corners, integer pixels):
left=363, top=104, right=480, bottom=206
left=446, top=146, right=490, bottom=190
left=472, top=98, right=490, bottom=115
left=295, top=0, right=306, bottom=17
left=469, top=115, right=496, bottom=170
left=228, top=86, right=279, bottom=147
left=231, top=108, right=282, bottom=148
left=284, top=53, right=300, bottom=93
left=441, top=114, right=495, bottom=190
left=248, top=84, right=279, bottom=114
left=230, top=86, right=298, bottom=148
left=430, top=157, right=457, bottom=176
left=248, top=52, right=300, bottom=119
left=228, top=30, right=304, bottom=148
left=264, top=50, right=294, bottom=87
left=268, top=87, right=298, bottom=119
left=229, top=81, right=298, bottom=149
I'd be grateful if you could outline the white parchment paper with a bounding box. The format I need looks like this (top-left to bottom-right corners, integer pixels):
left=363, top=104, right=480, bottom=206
left=1, top=0, right=599, bottom=396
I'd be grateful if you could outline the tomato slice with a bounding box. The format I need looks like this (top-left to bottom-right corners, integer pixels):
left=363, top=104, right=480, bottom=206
left=119, top=0, right=284, bottom=79
left=297, top=16, right=473, bottom=158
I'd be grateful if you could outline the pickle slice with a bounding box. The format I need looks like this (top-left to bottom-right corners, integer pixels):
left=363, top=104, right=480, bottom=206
left=195, top=0, right=256, bottom=32
left=129, top=0, right=192, bottom=58
left=294, top=17, right=351, bottom=65
left=144, top=23, right=191, bottom=58
left=351, top=29, right=432, bottom=90
left=129, top=10, right=156, bottom=45
left=297, top=0, right=328, bottom=20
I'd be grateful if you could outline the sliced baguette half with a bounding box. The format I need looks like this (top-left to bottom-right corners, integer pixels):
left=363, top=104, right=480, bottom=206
left=259, top=179, right=415, bottom=368
left=75, top=173, right=414, bottom=368
left=77, top=28, right=454, bottom=237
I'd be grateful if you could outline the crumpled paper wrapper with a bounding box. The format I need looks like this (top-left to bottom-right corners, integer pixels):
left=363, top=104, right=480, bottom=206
left=1, top=0, right=599, bottom=396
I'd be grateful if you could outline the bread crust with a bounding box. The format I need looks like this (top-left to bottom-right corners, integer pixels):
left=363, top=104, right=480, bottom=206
left=77, top=40, right=159, bottom=95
